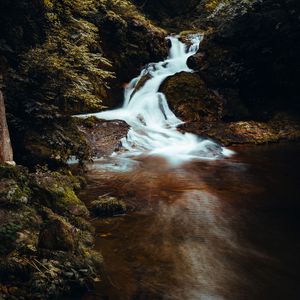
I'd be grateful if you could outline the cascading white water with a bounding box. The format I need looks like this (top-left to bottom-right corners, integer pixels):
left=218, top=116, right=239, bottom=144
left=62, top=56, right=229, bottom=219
left=79, top=34, right=233, bottom=166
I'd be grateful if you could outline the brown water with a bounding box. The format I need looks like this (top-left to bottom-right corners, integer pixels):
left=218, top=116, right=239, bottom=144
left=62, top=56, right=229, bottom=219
left=80, top=144, right=300, bottom=300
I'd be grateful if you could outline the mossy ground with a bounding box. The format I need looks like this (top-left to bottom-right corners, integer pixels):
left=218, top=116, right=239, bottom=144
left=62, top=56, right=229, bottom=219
left=0, top=165, right=100, bottom=300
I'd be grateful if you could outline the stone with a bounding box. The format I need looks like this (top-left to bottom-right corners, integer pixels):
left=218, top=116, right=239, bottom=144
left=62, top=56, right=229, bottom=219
left=160, top=71, right=223, bottom=123
left=0, top=178, right=28, bottom=206
left=38, top=218, right=75, bottom=252
left=90, top=196, right=126, bottom=217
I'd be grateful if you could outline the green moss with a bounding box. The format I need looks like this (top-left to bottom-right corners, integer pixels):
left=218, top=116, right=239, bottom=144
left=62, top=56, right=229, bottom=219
left=0, top=165, right=31, bottom=203
left=203, top=0, right=234, bottom=12
left=90, top=196, right=126, bottom=217
left=31, top=171, right=88, bottom=216
left=0, top=223, right=21, bottom=256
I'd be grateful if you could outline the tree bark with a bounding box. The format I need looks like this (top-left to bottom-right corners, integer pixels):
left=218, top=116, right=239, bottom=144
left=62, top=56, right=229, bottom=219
left=0, top=87, right=14, bottom=164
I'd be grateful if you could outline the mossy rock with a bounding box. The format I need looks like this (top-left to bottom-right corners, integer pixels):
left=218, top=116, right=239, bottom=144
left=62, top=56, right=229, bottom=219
left=90, top=196, right=126, bottom=217
left=31, top=172, right=88, bottom=217
left=0, top=165, right=30, bottom=206
left=160, top=71, right=223, bottom=122
left=38, top=218, right=75, bottom=252
left=0, top=179, right=28, bottom=206
left=22, top=120, right=91, bottom=167
left=0, top=222, right=21, bottom=256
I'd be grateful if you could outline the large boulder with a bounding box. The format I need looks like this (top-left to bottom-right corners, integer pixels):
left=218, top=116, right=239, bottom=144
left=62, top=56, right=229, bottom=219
left=77, top=117, right=129, bottom=158
left=31, top=172, right=88, bottom=217
left=160, top=72, right=223, bottom=122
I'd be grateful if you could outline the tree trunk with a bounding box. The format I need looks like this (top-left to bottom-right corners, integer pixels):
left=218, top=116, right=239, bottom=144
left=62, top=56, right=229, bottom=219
left=0, top=88, right=14, bottom=164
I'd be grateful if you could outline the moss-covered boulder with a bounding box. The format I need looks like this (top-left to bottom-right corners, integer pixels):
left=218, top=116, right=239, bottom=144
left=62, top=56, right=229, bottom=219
left=180, top=113, right=300, bottom=145
left=160, top=71, right=223, bottom=122
left=31, top=171, right=88, bottom=217
left=0, top=166, right=103, bottom=299
left=21, top=119, right=91, bottom=167
left=38, top=217, right=75, bottom=252
left=90, top=195, right=126, bottom=217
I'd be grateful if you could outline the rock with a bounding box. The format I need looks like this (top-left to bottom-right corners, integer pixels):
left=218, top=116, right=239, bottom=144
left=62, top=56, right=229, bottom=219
left=160, top=71, right=223, bottom=122
left=0, top=222, right=21, bottom=255
left=31, top=172, right=88, bottom=217
left=180, top=113, right=300, bottom=145
left=77, top=117, right=129, bottom=158
left=90, top=195, right=126, bottom=217
left=187, top=52, right=205, bottom=70
left=38, top=218, right=75, bottom=252
left=0, top=178, right=28, bottom=206
left=192, top=0, right=300, bottom=119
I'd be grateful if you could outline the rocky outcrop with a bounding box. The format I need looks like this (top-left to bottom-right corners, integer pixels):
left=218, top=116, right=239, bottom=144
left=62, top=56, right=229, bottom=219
left=160, top=71, right=223, bottom=123
left=77, top=117, right=130, bottom=158
left=189, top=0, right=300, bottom=119
left=0, top=88, right=13, bottom=164
left=180, top=113, right=300, bottom=145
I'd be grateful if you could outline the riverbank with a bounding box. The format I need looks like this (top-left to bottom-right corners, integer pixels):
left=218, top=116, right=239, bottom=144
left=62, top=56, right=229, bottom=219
left=0, top=165, right=102, bottom=300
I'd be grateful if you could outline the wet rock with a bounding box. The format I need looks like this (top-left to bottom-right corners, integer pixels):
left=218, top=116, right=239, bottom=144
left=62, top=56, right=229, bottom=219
left=160, top=71, right=223, bottom=122
left=90, top=195, right=126, bottom=217
left=38, top=218, right=75, bottom=252
left=187, top=52, right=205, bottom=70
left=77, top=117, right=129, bottom=158
left=180, top=113, right=300, bottom=145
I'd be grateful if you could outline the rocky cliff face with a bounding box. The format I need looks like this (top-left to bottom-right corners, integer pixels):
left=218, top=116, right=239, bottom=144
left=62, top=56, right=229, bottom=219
left=193, top=0, right=300, bottom=120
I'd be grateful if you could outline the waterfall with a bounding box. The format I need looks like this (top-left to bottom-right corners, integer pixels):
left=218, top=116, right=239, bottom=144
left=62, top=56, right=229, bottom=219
left=79, top=34, right=233, bottom=166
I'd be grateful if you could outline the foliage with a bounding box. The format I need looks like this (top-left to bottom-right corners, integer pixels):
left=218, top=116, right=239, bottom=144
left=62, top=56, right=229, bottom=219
left=0, top=0, right=168, bottom=166
left=0, top=0, right=115, bottom=165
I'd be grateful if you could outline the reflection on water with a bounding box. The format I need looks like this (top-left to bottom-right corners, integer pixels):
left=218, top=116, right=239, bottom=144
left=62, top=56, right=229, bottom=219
left=81, top=144, right=300, bottom=300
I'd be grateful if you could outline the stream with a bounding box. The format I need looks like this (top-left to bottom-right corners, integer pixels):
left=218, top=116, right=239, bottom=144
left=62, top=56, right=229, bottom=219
left=80, top=143, right=300, bottom=300
left=79, top=34, right=233, bottom=167
left=77, top=35, right=300, bottom=300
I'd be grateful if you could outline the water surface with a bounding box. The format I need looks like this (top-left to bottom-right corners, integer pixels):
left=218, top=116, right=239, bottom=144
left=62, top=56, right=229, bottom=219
left=81, top=143, right=300, bottom=300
